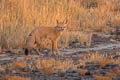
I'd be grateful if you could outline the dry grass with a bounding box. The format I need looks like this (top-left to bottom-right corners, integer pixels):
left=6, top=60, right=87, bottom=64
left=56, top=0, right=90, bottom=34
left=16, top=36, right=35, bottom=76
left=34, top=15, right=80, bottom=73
left=97, top=58, right=115, bottom=68
left=0, top=0, right=120, bottom=49
left=86, top=52, right=112, bottom=61
left=79, top=69, right=88, bottom=76
left=40, top=67, right=58, bottom=75
left=59, top=30, right=93, bottom=48
left=32, top=58, right=75, bottom=75
left=83, top=52, right=119, bottom=68
left=112, top=67, right=120, bottom=75
left=1, top=60, right=27, bottom=72
left=13, top=61, right=27, bottom=69
left=4, top=75, right=31, bottom=80
left=95, top=70, right=118, bottom=80
left=2, top=58, right=76, bottom=75
left=94, top=75, right=111, bottom=80
left=0, top=1, right=120, bottom=78
left=105, top=72, right=117, bottom=79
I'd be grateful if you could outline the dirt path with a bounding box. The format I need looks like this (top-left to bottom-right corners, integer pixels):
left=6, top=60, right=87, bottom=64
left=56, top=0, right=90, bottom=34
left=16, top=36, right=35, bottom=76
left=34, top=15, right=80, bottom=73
left=0, top=33, right=119, bottom=64
left=0, top=41, right=119, bottom=64
left=63, top=42, right=120, bottom=54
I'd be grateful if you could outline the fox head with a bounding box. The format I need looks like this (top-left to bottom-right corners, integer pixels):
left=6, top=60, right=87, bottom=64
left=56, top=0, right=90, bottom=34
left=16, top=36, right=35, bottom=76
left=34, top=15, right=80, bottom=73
left=56, top=20, right=68, bottom=31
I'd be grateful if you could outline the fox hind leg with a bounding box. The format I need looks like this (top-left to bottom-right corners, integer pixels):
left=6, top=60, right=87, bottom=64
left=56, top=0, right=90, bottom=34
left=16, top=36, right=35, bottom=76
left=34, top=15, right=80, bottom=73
left=33, top=44, right=40, bottom=55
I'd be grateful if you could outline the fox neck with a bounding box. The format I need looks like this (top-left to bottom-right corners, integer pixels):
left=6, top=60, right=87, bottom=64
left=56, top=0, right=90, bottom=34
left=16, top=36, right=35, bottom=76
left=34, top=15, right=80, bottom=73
left=55, top=25, right=66, bottom=38
left=55, top=25, right=64, bottom=31
left=57, top=29, right=65, bottom=37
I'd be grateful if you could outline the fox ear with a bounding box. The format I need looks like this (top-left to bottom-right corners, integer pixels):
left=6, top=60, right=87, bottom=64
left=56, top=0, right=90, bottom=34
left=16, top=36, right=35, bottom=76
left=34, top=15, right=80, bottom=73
left=64, top=19, right=68, bottom=24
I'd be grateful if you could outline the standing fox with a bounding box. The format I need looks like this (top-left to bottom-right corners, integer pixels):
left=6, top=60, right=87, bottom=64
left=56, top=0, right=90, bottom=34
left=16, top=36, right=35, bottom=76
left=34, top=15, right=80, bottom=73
left=24, top=20, right=68, bottom=56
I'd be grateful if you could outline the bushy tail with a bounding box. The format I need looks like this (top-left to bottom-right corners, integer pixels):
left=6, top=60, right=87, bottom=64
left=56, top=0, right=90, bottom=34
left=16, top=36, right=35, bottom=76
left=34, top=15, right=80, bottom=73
left=24, top=48, right=29, bottom=55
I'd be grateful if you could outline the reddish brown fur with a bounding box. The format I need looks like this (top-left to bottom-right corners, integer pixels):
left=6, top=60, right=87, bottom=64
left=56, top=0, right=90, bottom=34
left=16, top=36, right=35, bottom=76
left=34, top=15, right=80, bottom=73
left=24, top=20, right=68, bottom=55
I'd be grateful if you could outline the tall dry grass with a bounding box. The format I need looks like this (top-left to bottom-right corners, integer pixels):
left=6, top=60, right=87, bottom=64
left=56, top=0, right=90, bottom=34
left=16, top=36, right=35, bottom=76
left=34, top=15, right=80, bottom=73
left=0, top=0, right=120, bottom=49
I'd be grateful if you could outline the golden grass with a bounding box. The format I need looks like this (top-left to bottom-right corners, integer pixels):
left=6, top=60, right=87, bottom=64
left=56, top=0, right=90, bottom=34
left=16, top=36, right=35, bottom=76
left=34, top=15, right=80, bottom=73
left=40, top=67, right=58, bottom=75
left=105, top=72, right=117, bottom=79
left=4, top=75, right=31, bottom=80
left=13, top=61, right=27, bottom=69
left=112, top=68, right=120, bottom=75
left=33, top=58, right=75, bottom=75
left=79, top=69, right=88, bottom=76
left=94, top=75, right=111, bottom=80
left=59, top=30, right=93, bottom=48
left=84, top=52, right=120, bottom=68
left=87, top=52, right=112, bottom=61
left=0, top=0, right=120, bottom=49
left=97, top=58, right=115, bottom=68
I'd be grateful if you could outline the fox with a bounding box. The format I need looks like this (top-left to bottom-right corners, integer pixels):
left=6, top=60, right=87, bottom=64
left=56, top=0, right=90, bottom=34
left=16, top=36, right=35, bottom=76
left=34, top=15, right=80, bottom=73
left=24, top=20, right=68, bottom=56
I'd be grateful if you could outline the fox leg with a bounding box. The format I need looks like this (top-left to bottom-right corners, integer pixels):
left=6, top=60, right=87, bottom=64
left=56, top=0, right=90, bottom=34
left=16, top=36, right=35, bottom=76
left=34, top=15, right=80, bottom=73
left=51, top=40, right=54, bottom=54
left=54, top=40, right=61, bottom=56
left=33, top=48, right=40, bottom=55
left=33, top=44, right=40, bottom=55
left=54, top=41, right=59, bottom=52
